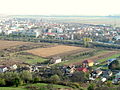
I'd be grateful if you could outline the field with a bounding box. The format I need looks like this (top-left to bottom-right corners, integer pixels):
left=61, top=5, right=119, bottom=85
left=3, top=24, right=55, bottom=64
left=0, top=83, right=73, bottom=90
left=0, top=40, right=31, bottom=50
left=0, top=40, right=56, bottom=64
left=50, top=16, right=120, bottom=27
left=27, top=45, right=92, bottom=58
left=82, top=51, right=119, bottom=62
left=14, top=16, right=120, bottom=27
left=60, top=50, right=120, bottom=65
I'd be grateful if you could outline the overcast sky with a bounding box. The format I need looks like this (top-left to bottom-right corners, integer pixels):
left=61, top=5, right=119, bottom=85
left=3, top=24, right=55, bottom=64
left=0, top=0, right=120, bottom=15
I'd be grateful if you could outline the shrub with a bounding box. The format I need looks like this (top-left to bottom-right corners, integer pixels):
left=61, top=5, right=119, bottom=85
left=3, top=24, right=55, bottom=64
left=50, top=74, right=60, bottom=84
left=105, top=81, right=113, bottom=87
left=0, top=78, right=6, bottom=86
left=88, top=83, right=95, bottom=90
left=33, top=76, right=41, bottom=83
left=20, top=71, right=32, bottom=83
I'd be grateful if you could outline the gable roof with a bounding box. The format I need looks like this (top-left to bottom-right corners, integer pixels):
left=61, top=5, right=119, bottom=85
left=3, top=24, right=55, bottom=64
left=83, top=60, right=94, bottom=63
left=50, top=56, right=61, bottom=61
left=107, top=58, right=117, bottom=62
left=76, top=67, right=88, bottom=72
left=0, top=65, right=7, bottom=68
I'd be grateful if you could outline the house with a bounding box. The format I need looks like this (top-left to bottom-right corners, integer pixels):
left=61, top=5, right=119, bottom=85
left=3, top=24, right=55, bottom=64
left=107, top=58, right=117, bottom=65
left=94, top=61, right=100, bottom=65
left=76, top=67, right=88, bottom=72
left=101, top=77, right=107, bottom=82
left=82, top=60, right=94, bottom=67
left=9, top=64, right=17, bottom=70
left=113, top=35, right=120, bottom=40
left=31, top=66, right=39, bottom=72
left=102, top=70, right=113, bottom=78
left=115, top=72, right=120, bottom=81
left=18, top=66, right=32, bottom=72
left=89, top=69, right=103, bottom=80
left=50, top=56, right=62, bottom=64
left=94, top=69, right=103, bottom=78
left=65, top=65, right=75, bottom=74
left=0, top=65, right=8, bottom=72
left=112, top=72, right=120, bottom=84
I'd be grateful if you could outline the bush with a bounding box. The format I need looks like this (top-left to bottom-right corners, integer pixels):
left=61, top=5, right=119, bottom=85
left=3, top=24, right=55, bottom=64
left=20, top=71, right=32, bottom=83
left=50, top=74, right=60, bottom=84
left=26, top=86, right=39, bottom=90
left=33, top=76, right=41, bottom=83
left=13, top=77, right=22, bottom=87
left=4, top=72, right=20, bottom=86
left=70, top=71, right=88, bottom=82
left=0, top=78, right=6, bottom=86
left=88, top=84, right=95, bottom=90
left=105, top=81, right=113, bottom=87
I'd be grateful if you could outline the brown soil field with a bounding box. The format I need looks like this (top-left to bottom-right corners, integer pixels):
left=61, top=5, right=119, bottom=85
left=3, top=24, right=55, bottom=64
left=27, top=45, right=91, bottom=58
left=0, top=40, right=56, bottom=52
left=0, top=40, right=31, bottom=50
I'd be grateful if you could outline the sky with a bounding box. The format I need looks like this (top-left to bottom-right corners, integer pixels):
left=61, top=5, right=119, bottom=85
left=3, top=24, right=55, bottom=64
left=0, top=0, right=120, bottom=16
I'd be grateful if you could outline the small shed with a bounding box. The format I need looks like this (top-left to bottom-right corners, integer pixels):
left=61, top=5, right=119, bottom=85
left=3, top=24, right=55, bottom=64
left=0, top=65, right=8, bottom=72
left=50, top=56, right=62, bottom=64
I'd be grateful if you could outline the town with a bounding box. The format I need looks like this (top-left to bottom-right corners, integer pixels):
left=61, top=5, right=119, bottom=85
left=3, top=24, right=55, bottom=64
left=0, top=16, right=120, bottom=44
left=0, top=15, right=119, bottom=90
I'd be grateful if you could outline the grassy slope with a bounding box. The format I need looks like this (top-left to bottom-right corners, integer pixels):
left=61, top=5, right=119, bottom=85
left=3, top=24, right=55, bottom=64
left=98, top=53, right=120, bottom=62
left=58, top=50, right=107, bottom=65
left=58, top=50, right=120, bottom=66
left=26, top=83, right=72, bottom=89
left=0, top=87, right=25, bottom=90
left=0, top=83, right=72, bottom=90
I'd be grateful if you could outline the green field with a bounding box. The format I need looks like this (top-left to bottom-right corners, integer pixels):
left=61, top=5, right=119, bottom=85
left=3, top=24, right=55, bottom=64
left=0, top=52, right=48, bottom=64
left=0, top=87, right=25, bottom=90
left=58, top=50, right=107, bottom=65
left=0, top=83, right=72, bottom=90
left=15, top=54, right=47, bottom=64
left=48, top=16, right=120, bottom=27
left=57, top=50, right=120, bottom=66
left=98, top=53, right=120, bottom=62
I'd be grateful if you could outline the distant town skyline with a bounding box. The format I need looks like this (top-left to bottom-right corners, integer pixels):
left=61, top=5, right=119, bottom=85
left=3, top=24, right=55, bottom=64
left=0, top=0, right=120, bottom=16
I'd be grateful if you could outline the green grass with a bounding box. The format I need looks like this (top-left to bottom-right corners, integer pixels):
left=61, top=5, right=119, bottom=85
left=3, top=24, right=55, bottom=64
left=25, top=83, right=72, bottom=89
left=93, top=53, right=120, bottom=69
left=0, top=87, right=25, bottom=90
left=58, top=50, right=107, bottom=65
left=0, top=83, right=72, bottom=90
left=17, top=54, right=48, bottom=64
left=98, top=53, right=120, bottom=62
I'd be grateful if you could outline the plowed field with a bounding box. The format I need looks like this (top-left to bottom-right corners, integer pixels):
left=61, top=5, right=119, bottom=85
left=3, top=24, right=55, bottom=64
left=27, top=45, right=92, bottom=58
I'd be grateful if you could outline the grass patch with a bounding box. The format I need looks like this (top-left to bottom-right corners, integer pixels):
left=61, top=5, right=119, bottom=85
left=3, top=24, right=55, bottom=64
left=93, top=53, right=120, bottom=69
left=98, top=53, right=120, bottom=62
left=0, top=83, right=72, bottom=90
left=25, top=83, right=72, bottom=89
left=58, top=50, right=107, bottom=65
left=0, top=87, right=25, bottom=90
left=17, top=54, right=48, bottom=64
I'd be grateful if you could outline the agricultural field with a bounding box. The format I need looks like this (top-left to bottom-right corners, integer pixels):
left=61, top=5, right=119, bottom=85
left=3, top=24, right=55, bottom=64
left=51, top=16, right=120, bottom=27
left=0, top=40, right=56, bottom=52
left=0, top=40, right=56, bottom=64
left=60, top=50, right=120, bottom=65
left=27, top=45, right=92, bottom=58
left=0, top=40, right=31, bottom=50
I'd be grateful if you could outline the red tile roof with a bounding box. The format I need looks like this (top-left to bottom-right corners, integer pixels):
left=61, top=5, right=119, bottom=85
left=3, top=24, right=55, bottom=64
left=83, top=60, right=93, bottom=63
left=76, top=67, right=88, bottom=72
